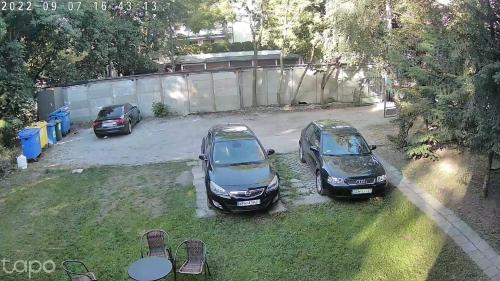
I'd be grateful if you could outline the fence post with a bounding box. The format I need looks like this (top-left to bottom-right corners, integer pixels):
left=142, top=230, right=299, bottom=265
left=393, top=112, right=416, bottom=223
left=211, top=72, right=216, bottom=112
left=237, top=70, right=243, bottom=109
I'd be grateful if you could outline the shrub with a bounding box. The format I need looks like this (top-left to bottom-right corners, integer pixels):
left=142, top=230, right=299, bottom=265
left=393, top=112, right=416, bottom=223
left=152, top=102, right=169, bottom=118
left=0, top=145, right=18, bottom=178
left=0, top=118, right=23, bottom=148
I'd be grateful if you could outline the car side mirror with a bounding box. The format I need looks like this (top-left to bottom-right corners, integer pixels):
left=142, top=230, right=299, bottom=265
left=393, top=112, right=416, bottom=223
left=267, top=149, right=275, bottom=156
left=310, top=145, right=319, bottom=152
left=198, top=154, right=207, bottom=161
left=370, top=145, right=377, bottom=150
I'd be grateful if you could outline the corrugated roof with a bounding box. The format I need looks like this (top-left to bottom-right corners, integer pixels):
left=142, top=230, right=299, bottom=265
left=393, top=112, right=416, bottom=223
left=175, top=50, right=300, bottom=64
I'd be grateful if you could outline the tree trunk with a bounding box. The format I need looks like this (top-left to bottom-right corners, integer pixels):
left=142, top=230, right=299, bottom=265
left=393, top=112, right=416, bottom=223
left=276, top=0, right=289, bottom=106
left=168, top=24, right=176, bottom=73
left=320, top=58, right=341, bottom=104
left=252, top=43, right=258, bottom=107
left=320, top=65, right=332, bottom=103
left=291, top=65, right=310, bottom=105
left=291, top=46, right=316, bottom=104
left=278, top=52, right=284, bottom=105
left=482, top=151, right=494, bottom=197
left=385, top=0, right=393, bottom=31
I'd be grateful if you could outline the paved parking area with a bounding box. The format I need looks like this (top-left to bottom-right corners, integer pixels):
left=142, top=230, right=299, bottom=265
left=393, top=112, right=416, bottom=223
left=43, top=103, right=394, bottom=167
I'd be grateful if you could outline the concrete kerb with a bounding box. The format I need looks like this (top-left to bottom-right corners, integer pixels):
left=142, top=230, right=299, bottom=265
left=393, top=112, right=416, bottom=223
left=375, top=154, right=500, bottom=279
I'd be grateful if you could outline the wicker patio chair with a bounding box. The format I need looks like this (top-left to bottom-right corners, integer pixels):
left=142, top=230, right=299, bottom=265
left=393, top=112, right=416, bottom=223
left=140, top=229, right=172, bottom=260
left=173, top=240, right=211, bottom=281
left=62, top=260, right=97, bottom=281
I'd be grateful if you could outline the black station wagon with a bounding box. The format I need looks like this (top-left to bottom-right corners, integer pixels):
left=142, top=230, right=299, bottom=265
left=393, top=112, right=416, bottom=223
left=199, top=124, right=280, bottom=212
left=299, top=120, right=387, bottom=198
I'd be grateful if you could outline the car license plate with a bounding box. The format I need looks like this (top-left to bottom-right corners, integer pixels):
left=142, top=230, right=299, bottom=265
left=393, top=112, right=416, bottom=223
left=102, top=121, right=116, bottom=127
left=237, top=199, right=261, bottom=207
left=352, top=189, right=372, bottom=195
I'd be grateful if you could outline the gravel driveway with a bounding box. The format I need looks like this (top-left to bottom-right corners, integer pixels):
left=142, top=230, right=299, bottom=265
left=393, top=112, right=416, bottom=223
left=43, top=103, right=394, bottom=167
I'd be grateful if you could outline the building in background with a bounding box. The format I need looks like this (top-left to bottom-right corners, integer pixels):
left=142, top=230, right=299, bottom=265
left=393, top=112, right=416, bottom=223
left=159, top=50, right=303, bottom=72
left=176, top=21, right=252, bottom=45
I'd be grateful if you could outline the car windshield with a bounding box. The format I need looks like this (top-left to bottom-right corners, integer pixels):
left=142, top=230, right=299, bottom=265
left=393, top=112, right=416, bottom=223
left=212, top=139, right=265, bottom=165
left=98, top=106, right=123, bottom=118
left=321, top=133, right=371, bottom=156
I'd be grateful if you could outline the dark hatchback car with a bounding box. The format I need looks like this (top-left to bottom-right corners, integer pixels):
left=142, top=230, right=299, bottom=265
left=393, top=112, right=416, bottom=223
left=93, top=103, right=141, bottom=138
left=199, top=124, right=280, bottom=212
left=299, top=120, right=387, bottom=198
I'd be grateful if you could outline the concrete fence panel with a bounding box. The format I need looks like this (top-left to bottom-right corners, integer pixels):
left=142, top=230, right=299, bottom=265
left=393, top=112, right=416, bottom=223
left=39, top=65, right=382, bottom=122
left=188, top=73, right=214, bottom=113
left=256, top=69, right=268, bottom=106
left=293, top=68, right=317, bottom=104
left=88, top=83, right=114, bottom=118
left=112, top=79, right=137, bottom=106
left=162, top=75, right=189, bottom=115
left=66, top=85, right=91, bottom=122
left=265, top=69, right=280, bottom=105
left=213, top=72, right=240, bottom=111
left=136, top=77, right=162, bottom=116
left=240, top=70, right=254, bottom=107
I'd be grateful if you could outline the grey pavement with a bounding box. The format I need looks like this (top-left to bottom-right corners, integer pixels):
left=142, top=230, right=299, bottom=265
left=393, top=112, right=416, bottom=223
left=42, top=104, right=391, bottom=167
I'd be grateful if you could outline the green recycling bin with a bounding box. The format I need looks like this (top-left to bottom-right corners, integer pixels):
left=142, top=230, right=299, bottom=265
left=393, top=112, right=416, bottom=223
left=54, top=120, right=62, bottom=141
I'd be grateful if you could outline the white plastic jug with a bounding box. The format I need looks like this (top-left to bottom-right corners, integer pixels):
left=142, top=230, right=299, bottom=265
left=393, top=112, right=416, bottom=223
left=17, top=155, right=27, bottom=170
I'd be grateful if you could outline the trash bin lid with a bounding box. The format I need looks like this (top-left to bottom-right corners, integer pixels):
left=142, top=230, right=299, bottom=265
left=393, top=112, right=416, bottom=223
left=47, top=121, right=55, bottom=127
left=58, top=106, right=70, bottom=112
left=18, top=128, right=40, bottom=139
left=52, top=111, right=68, bottom=117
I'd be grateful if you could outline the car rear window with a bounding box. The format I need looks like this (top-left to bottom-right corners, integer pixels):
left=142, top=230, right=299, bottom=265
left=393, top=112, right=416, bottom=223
left=98, top=106, right=123, bottom=118
left=321, top=133, right=370, bottom=156
left=212, top=139, right=265, bottom=165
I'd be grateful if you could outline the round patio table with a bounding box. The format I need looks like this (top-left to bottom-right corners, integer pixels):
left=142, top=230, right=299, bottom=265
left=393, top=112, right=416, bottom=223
left=128, top=256, right=172, bottom=281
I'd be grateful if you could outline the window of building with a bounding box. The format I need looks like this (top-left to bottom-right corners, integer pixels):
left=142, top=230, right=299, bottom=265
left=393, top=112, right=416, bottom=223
left=182, top=64, right=206, bottom=71
left=257, top=59, right=277, bottom=67
left=229, top=60, right=253, bottom=67
left=283, top=58, right=299, bottom=65
left=206, top=62, right=230, bottom=70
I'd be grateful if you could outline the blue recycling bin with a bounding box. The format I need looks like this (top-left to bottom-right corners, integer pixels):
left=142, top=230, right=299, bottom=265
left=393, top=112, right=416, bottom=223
left=49, top=107, right=71, bottom=136
left=47, top=121, right=57, bottom=145
left=18, top=128, right=42, bottom=160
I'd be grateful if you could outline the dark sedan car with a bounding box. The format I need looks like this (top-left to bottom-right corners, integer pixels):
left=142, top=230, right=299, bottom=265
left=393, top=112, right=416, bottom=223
left=93, top=103, right=141, bottom=138
left=199, top=124, right=280, bottom=212
left=299, top=120, right=387, bottom=198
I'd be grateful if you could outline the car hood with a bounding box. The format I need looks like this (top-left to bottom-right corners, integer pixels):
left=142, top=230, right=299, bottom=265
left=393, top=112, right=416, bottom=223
left=322, top=154, right=385, bottom=178
left=210, top=161, right=275, bottom=190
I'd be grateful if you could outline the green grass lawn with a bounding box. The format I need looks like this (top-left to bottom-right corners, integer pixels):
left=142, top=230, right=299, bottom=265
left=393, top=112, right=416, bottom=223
left=0, top=161, right=486, bottom=281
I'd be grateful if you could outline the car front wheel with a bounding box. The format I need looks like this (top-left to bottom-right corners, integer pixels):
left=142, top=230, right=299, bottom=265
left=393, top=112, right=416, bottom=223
left=299, top=143, right=306, bottom=163
left=126, top=121, right=132, bottom=134
left=316, top=171, right=326, bottom=195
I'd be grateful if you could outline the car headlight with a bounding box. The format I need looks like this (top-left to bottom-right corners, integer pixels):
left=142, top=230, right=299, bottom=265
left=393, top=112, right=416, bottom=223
left=327, top=176, right=344, bottom=185
left=377, top=174, right=387, bottom=182
left=209, top=181, right=230, bottom=198
left=266, top=175, right=279, bottom=193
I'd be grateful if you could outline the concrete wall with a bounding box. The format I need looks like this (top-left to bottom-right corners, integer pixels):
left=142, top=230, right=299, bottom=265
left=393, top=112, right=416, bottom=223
left=44, top=66, right=382, bottom=122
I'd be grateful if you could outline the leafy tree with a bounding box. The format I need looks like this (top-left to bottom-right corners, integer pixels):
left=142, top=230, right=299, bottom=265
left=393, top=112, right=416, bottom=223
left=232, top=0, right=269, bottom=106
left=0, top=41, right=35, bottom=123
